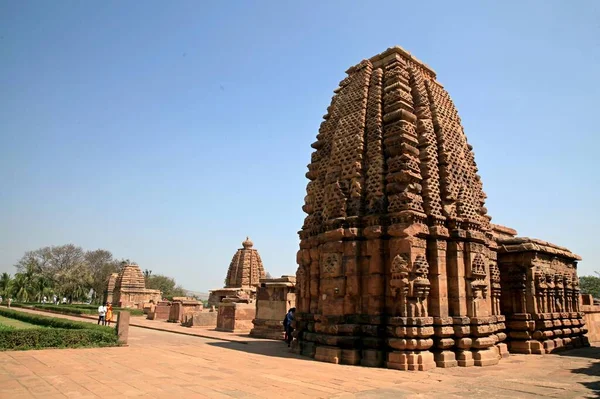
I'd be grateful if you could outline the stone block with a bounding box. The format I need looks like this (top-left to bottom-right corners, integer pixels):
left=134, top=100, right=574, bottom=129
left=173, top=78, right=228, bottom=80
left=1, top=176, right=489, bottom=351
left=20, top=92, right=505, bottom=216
left=315, top=346, right=342, bottom=364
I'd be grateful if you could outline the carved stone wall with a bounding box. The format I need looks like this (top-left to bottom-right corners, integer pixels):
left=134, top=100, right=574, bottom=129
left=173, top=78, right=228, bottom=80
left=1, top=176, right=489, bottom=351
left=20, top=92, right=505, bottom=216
left=295, top=46, right=505, bottom=371
left=497, top=237, right=588, bottom=354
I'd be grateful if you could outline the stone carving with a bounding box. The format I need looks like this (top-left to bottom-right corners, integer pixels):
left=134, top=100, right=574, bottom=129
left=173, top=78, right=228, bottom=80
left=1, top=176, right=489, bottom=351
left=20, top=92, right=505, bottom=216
left=411, top=255, right=430, bottom=317
left=294, top=45, right=587, bottom=372
left=469, top=254, right=487, bottom=317
left=390, top=254, right=411, bottom=316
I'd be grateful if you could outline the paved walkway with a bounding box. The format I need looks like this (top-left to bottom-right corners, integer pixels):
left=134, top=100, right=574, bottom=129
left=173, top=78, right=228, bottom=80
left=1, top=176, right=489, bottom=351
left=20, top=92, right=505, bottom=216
left=0, top=308, right=599, bottom=398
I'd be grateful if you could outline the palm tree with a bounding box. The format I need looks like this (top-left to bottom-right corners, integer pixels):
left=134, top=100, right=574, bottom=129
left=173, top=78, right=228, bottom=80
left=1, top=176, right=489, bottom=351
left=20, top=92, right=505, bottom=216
left=0, top=273, right=11, bottom=297
left=35, top=275, right=52, bottom=302
left=12, top=273, right=34, bottom=302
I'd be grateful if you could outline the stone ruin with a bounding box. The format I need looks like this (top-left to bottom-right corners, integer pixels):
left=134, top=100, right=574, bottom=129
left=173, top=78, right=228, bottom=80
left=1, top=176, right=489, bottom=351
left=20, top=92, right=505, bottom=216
left=104, top=273, right=118, bottom=304
left=109, top=263, right=162, bottom=308
left=168, top=297, right=203, bottom=323
left=251, top=275, right=296, bottom=339
left=294, top=45, right=588, bottom=371
left=208, top=237, right=266, bottom=306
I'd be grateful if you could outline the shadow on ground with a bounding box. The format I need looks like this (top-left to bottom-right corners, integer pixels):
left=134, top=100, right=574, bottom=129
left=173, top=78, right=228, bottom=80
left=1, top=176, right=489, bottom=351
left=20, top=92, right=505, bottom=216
left=555, top=345, right=600, bottom=397
left=207, top=339, right=315, bottom=362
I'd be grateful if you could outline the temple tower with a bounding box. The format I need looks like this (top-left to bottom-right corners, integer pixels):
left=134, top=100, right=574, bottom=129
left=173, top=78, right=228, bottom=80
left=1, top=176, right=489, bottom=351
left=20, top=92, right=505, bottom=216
left=225, top=237, right=266, bottom=288
left=295, top=46, right=506, bottom=371
left=208, top=237, right=267, bottom=306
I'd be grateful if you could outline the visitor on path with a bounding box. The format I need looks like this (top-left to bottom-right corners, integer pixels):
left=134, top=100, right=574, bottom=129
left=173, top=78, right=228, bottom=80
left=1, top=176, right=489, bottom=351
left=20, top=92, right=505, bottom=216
left=7, top=298, right=12, bottom=308
left=52, top=295, right=57, bottom=305
left=105, top=303, right=113, bottom=326
left=42, top=296, right=47, bottom=304
left=62, top=297, right=67, bottom=304
left=97, top=303, right=107, bottom=325
left=283, top=307, right=296, bottom=347
left=0, top=295, right=3, bottom=304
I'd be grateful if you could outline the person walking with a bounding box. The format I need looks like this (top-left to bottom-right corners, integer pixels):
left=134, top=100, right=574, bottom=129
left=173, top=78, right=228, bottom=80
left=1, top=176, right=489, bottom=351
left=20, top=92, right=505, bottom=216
left=283, top=307, right=296, bottom=347
left=105, top=303, right=114, bottom=326
left=97, top=303, right=107, bottom=325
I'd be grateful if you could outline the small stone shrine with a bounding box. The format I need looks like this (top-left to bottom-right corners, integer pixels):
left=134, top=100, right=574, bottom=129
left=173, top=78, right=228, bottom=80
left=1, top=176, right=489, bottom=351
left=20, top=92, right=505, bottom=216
left=496, top=233, right=588, bottom=354
left=294, top=45, right=588, bottom=371
left=251, top=275, right=296, bottom=339
left=208, top=237, right=266, bottom=306
left=111, top=263, right=162, bottom=308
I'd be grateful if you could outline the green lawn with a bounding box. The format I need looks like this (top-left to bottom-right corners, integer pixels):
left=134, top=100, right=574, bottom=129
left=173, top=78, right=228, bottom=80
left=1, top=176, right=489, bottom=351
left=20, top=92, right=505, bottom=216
left=0, top=315, right=40, bottom=330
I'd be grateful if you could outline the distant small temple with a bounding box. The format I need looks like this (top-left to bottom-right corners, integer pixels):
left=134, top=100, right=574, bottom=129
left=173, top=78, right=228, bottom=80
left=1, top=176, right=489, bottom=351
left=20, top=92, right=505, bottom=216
left=104, top=263, right=161, bottom=308
left=208, top=237, right=266, bottom=306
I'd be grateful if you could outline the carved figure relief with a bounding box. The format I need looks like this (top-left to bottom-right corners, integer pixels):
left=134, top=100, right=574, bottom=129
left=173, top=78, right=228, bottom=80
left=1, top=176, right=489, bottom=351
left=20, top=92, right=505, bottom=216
left=390, top=254, right=411, bottom=316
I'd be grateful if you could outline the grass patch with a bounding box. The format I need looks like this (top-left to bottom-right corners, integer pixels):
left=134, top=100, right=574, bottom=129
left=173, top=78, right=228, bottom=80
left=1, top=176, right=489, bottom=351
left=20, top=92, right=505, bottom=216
left=0, top=308, right=119, bottom=351
left=0, top=315, right=39, bottom=330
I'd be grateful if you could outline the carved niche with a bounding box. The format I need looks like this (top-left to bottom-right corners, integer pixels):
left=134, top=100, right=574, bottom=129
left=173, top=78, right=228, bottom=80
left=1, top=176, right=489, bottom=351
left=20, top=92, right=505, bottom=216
left=390, top=253, right=430, bottom=317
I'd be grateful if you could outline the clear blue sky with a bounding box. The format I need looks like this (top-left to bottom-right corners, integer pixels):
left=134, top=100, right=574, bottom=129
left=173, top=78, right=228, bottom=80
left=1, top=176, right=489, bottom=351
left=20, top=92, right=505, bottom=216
left=1, top=1, right=599, bottom=292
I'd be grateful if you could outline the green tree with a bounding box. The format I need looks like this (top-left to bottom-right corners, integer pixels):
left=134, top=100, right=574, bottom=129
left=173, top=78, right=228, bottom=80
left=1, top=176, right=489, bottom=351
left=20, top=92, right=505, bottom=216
left=580, top=274, right=600, bottom=299
left=35, top=275, right=53, bottom=302
left=0, top=273, right=12, bottom=297
left=85, top=249, right=121, bottom=303
left=11, top=273, right=35, bottom=302
left=145, top=274, right=187, bottom=299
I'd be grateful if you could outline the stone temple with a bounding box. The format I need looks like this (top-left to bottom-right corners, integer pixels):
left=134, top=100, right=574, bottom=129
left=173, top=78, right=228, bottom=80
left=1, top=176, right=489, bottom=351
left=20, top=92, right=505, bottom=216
left=208, top=237, right=266, bottom=306
left=294, top=46, right=588, bottom=371
left=109, top=263, right=162, bottom=308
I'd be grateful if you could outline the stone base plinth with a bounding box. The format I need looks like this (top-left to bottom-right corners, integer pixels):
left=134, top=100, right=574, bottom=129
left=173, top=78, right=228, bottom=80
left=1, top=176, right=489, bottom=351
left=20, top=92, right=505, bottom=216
left=386, top=351, right=436, bottom=371
left=216, top=302, right=256, bottom=333
left=250, top=319, right=285, bottom=339
left=507, top=312, right=588, bottom=355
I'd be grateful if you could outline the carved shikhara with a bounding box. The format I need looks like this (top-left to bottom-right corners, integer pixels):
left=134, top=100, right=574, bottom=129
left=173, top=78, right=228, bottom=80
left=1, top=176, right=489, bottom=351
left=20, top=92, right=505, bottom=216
left=294, top=46, right=587, bottom=371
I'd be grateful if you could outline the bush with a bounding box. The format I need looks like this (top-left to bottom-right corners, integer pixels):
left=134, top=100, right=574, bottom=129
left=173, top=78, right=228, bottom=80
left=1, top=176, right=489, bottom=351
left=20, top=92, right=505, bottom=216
left=0, top=308, right=119, bottom=350
left=0, top=328, right=118, bottom=350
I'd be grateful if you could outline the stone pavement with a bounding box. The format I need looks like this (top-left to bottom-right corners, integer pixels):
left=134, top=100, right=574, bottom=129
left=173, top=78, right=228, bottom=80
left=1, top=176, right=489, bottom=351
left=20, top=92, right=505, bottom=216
left=0, top=308, right=599, bottom=398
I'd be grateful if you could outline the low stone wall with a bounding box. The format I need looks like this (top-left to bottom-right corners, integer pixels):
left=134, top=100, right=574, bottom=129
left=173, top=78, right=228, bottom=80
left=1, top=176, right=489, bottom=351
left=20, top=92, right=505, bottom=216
left=148, top=302, right=171, bottom=320
left=216, top=302, right=256, bottom=333
left=582, top=306, right=600, bottom=343
left=182, top=311, right=218, bottom=328
left=168, top=301, right=203, bottom=323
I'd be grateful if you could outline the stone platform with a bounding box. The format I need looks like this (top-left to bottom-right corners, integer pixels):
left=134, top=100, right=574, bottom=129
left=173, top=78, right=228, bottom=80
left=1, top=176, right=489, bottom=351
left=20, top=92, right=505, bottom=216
left=1, top=306, right=598, bottom=398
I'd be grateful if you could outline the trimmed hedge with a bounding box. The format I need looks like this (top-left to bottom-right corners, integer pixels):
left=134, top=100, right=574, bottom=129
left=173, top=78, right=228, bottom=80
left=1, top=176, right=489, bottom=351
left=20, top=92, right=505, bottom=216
left=0, top=308, right=119, bottom=350
left=0, top=328, right=118, bottom=350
